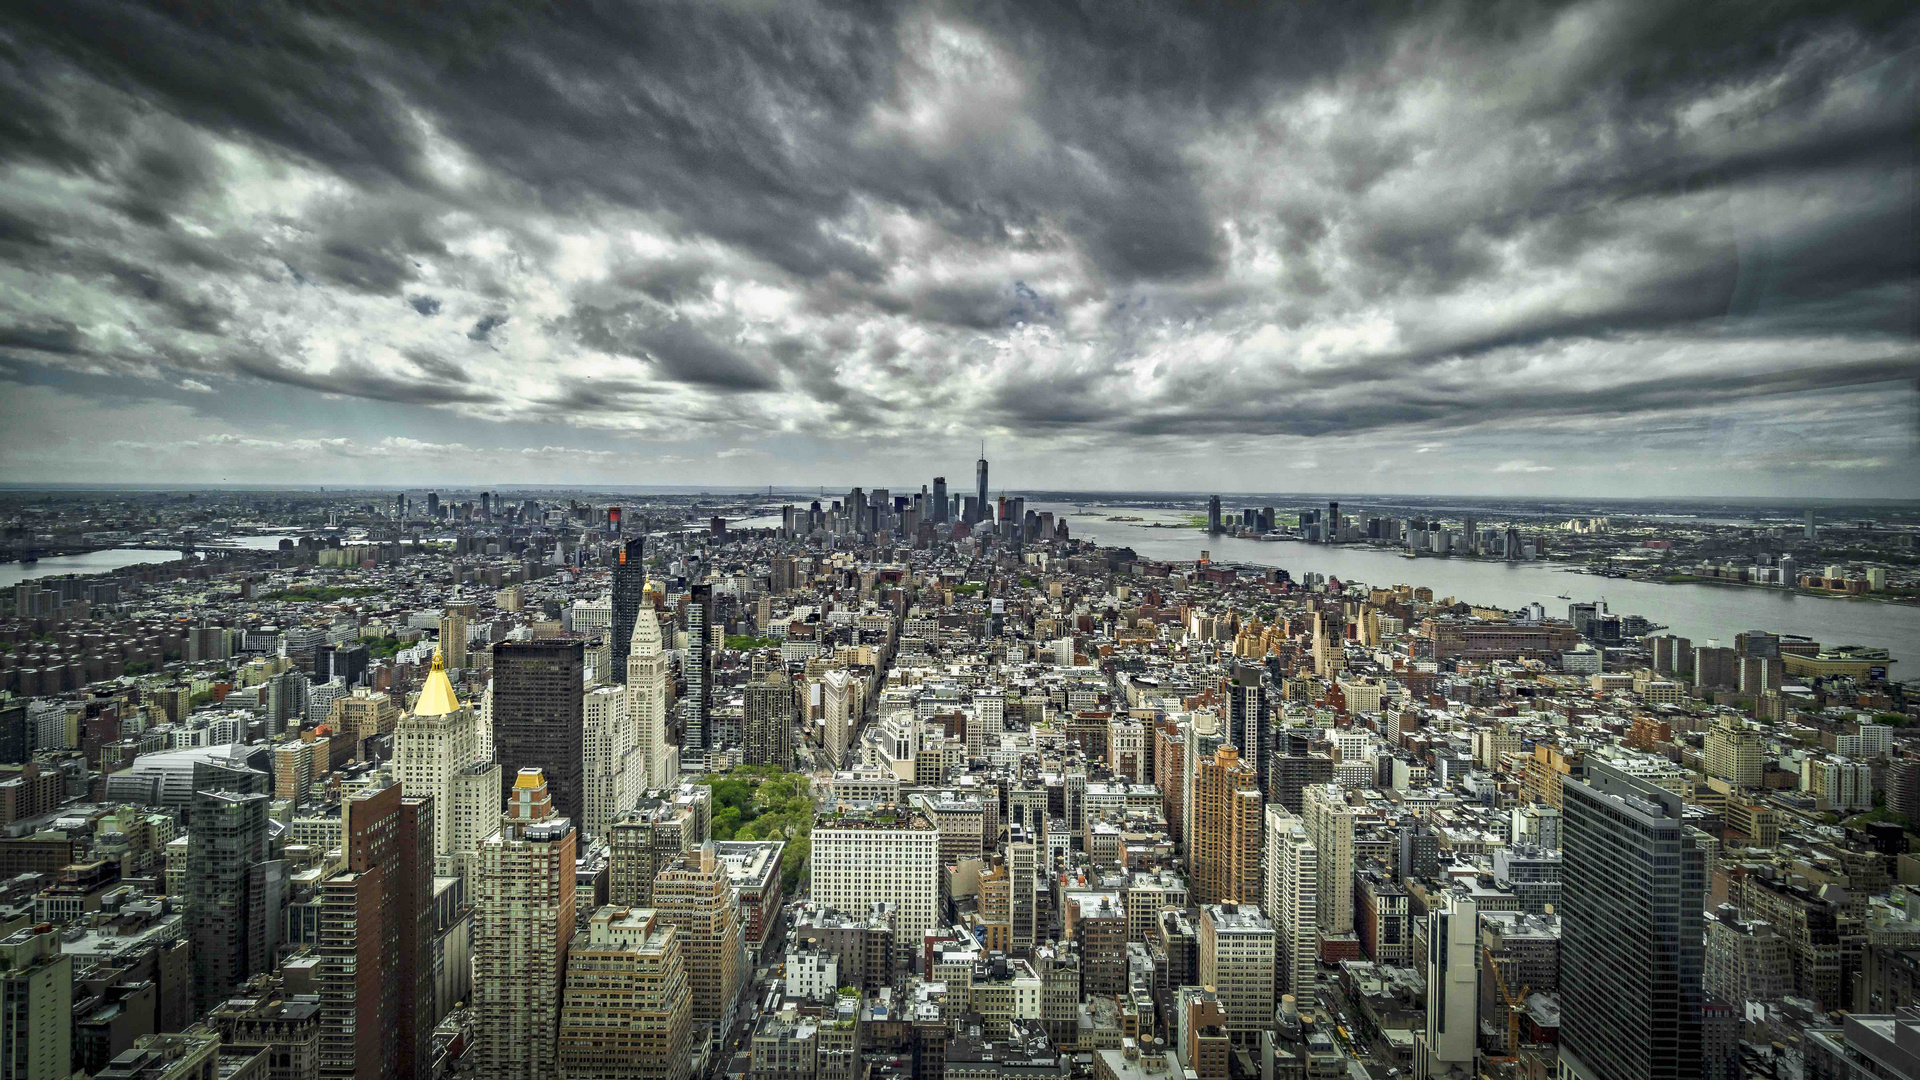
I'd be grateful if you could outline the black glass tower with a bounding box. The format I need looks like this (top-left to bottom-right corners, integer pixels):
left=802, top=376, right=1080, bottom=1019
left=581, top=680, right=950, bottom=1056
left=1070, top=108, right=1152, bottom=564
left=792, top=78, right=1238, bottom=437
left=610, top=536, right=646, bottom=683
left=1561, top=759, right=1706, bottom=1080
left=492, top=639, right=587, bottom=827
left=975, top=447, right=989, bottom=524
left=684, top=584, right=712, bottom=752
left=1226, top=661, right=1269, bottom=794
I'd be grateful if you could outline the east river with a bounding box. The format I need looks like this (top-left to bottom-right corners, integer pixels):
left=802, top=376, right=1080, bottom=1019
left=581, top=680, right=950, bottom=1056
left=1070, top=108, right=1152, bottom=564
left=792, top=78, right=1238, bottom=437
left=1034, top=502, right=1920, bottom=672
left=0, top=534, right=298, bottom=590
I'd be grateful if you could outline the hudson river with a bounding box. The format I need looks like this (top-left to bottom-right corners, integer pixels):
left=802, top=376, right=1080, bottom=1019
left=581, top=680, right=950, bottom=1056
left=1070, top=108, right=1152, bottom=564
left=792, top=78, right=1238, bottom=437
left=1035, top=503, right=1920, bottom=672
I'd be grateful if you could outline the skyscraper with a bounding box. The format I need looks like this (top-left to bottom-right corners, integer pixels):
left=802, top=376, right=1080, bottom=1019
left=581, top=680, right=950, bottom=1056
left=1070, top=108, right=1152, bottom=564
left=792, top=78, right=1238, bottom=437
left=653, top=844, right=743, bottom=1041
left=492, top=639, right=587, bottom=829
left=475, top=769, right=578, bottom=1080
left=1326, top=500, right=1340, bottom=543
left=583, top=684, right=639, bottom=843
left=1191, top=745, right=1263, bottom=906
left=394, top=650, right=499, bottom=877
left=317, top=782, right=435, bottom=1080
left=1419, top=894, right=1478, bottom=1080
left=626, top=605, right=677, bottom=792
left=1008, top=834, right=1039, bottom=952
left=812, top=811, right=941, bottom=968
left=1269, top=731, right=1334, bottom=814
left=1703, top=718, right=1763, bottom=790
left=1311, top=608, right=1346, bottom=677
left=1181, top=711, right=1228, bottom=856
left=610, top=537, right=646, bottom=683
left=975, top=445, right=989, bottom=525
left=1560, top=759, right=1706, bottom=1080
left=1225, top=662, right=1270, bottom=795
left=820, top=668, right=854, bottom=768
left=932, top=476, right=949, bottom=523
left=684, top=584, right=712, bottom=755
left=1207, top=494, right=1222, bottom=533
left=437, top=607, right=469, bottom=672
left=188, top=787, right=282, bottom=1014
left=1198, top=904, right=1276, bottom=1047
left=743, top=670, right=793, bottom=768
left=770, top=555, right=796, bottom=595
left=559, top=906, right=693, bottom=1080
left=1263, top=805, right=1318, bottom=1010
left=1304, top=783, right=1356, bottom=938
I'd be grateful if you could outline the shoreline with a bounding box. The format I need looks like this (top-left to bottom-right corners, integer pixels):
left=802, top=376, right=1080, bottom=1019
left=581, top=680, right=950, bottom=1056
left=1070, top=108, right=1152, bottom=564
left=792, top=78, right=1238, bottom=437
left=1104, top=521, right=1920, bottom=607
left=1623, top=572, right=1920, bottom=607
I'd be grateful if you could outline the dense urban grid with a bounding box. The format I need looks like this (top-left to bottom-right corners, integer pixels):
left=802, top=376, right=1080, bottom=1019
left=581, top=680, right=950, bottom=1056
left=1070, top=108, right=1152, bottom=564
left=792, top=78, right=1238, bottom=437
left=0, top=464, right=1915, bottom=1080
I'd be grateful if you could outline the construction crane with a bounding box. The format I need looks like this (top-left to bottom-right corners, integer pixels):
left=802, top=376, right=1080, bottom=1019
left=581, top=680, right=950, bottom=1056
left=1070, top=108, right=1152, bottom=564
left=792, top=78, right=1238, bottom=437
left=1482, top=947, right=1529, bottom=1060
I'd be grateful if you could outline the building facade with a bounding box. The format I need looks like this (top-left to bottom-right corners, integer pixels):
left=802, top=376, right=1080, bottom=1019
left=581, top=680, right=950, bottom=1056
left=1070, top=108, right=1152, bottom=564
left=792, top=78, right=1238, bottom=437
left=558, top=906, right=692, bottom=1080
left=812, top=814, right=940, bottom=970
left=473, top=769, right=578, bottom=1080
left=492, top=639, right=588, bottom=828
left=1560, top=760, right=1706, bottom=1080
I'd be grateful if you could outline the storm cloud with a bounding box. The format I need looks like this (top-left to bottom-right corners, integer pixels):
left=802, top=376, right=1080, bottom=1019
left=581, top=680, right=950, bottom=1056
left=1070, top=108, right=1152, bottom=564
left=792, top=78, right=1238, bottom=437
left=0, top=0, right=1915, bottom=492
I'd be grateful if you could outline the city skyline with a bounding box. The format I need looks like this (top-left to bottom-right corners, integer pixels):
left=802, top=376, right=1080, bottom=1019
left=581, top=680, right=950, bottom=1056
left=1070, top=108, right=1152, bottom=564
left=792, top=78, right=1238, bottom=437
left=0, top=478, right=1913, bottom=1080
left=3, top=5, right=1918, bottom=1079
left=1, top=3, right=1916, bottom=495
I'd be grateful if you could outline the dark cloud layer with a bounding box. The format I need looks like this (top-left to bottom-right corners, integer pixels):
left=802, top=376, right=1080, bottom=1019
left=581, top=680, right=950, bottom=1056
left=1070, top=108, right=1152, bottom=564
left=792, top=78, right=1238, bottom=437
left=0, top=0, right=1916, bottom=490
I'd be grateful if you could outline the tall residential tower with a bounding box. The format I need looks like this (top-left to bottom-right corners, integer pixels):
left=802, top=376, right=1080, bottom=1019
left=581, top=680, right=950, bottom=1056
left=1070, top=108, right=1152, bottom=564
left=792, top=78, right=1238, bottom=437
left=474, top=769, right=578, bottom=1080
left=610, top=537, right=646, bottom=683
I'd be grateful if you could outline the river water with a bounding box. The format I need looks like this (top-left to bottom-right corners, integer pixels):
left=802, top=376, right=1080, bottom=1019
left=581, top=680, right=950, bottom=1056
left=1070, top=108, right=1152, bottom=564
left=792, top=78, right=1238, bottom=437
left=0, top=534, right=299, bottom=590
left=1035, top=502, right=1920, bottom=672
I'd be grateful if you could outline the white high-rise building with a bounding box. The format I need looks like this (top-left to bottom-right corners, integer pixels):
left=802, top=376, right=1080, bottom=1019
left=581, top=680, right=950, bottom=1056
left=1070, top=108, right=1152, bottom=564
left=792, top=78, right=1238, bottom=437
left=1419, top=894, right=1478, bottom=1080
left=812, top=813, right=940, bottom=970
left=394, top=650, right=501, bottom=877
left=1303, top=784, right=1356, bottom=936
left=1264, top=805, right=1319, bottom=1010
left=625, top=608, right=677, bottom=792
left=966, top=693, right=1004, bottom=759
left=1821, top=760, right=1874, bottom=812
left=584, top=684, right=640, bottom=842
left=1109, top=719, right=1145, bottom=783
left=478, top=681, right=495, bottom=762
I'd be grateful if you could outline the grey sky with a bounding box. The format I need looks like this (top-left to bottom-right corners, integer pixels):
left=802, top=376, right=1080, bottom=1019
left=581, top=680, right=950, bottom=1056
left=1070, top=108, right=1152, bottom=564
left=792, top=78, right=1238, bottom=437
left=0, top=0, right=1916, bottom=494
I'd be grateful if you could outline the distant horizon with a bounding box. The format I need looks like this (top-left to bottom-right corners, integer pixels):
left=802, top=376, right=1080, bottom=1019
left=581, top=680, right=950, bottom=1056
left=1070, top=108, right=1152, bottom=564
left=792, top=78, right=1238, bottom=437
left=2, top=481, right=1917, bottom=509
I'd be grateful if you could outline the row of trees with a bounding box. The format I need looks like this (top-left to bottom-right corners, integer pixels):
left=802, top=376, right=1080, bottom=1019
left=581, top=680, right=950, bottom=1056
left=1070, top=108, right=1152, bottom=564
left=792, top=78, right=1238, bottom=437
left=701, top=764, right=813, bottom=891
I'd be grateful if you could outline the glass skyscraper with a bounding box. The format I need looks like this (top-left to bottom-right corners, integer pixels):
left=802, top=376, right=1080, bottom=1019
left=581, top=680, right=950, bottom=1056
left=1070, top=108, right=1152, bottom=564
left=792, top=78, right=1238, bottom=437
left=610, top=537, right=646, bottom=683
left=1561, top=759, right=1706, bottom=1080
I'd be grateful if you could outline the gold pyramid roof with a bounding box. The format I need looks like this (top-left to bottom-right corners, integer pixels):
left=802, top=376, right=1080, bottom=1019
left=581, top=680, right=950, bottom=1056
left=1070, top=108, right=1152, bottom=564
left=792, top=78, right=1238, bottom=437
left=413, top=649, right=462, bottom=716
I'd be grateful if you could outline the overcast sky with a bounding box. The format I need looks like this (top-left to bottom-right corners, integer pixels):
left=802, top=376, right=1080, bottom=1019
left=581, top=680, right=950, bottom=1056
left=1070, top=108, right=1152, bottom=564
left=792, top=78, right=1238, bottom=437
left=1, top=1, right=1916, bottom=495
